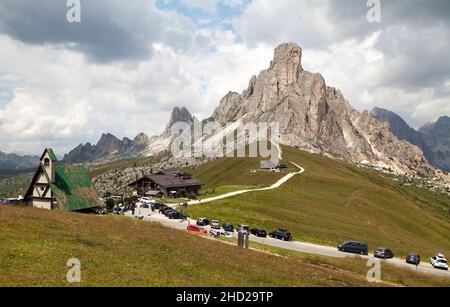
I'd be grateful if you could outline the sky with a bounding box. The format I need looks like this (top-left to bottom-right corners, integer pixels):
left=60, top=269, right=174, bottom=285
left=0, top=0, right=449, bottom=155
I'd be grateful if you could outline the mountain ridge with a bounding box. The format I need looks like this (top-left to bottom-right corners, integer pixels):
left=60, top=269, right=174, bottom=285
left=419, top=116, right=450, bottom=172
left=211, top=42, right=434, bottom=177
left=63, top=106, right=196, bottom=164
left=371, top=108, right=450, bottom=172
left=0, top=151, right=40, bottom=171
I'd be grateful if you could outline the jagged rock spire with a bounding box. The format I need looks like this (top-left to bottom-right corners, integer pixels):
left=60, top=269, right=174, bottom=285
left=162, top=106, right=195, bottom=137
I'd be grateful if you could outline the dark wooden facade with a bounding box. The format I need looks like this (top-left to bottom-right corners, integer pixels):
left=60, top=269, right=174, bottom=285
left=128, top=172, right=203, bottom=198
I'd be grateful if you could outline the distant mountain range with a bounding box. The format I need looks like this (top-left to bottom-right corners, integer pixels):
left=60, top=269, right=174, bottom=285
left=0, top=151, right=39, bottom=171
left=62, top=106, right=196, bottom=164
left=372, top=108, right=450, bottom=172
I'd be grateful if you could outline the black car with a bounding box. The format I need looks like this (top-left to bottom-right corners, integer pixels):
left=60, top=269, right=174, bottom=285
left=151, top=203, right=165, bottom=212
left=168, top=211, right=183, bottom=220
left=236, top=225, right=250, bottom=233
left=162, top=207, right=175, bottom=216
left=374, top=247, right=394, bottom=259
left=338, top=241, right=369, bottom=255
left=250, top=228, right=267, bottom=238
left=196, top=218, right=210, bottom=226
left=269, top=228, right=292, bottom=241
left=406, top=253, right=421, bottom=265
left=222, top=223, right=234, bottom=232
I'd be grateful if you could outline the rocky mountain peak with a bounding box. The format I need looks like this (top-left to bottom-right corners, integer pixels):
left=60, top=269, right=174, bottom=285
left=162, top=106, right=195, bottom=137
left=96, top=133, right=121, bottom=154
left=133, top=132, right=151, bottom=146
left=418, top=116, right=450, bottom=171
left=433, top=116, right=450, bottom=135
left=63, top=131, right=155, bottom=164
left=212, top=42, right=435, bottom=177
left=271, top=42, right=303, bottom=71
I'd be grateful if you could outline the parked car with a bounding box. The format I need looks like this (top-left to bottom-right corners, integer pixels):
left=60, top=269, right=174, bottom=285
left=168, top=211, right=183, bottom=220
left=250, top=228, right=267, bottom=238
left=139, top=197, right=153, bottom=205
left=151, top=203, right=165, bottom=212
left=158, top=204, right=169, bottom=212
left=140, top=203, right=149, bottom=209
left=236, top=225, right=249, bottom=233
left=162, top=207, right=176, bottom=217
left=269, top=228, right=293, bottom=241
left=222, top=223, right=234, bottom=232
left=374, top=247, right=394, bottom=259
left=161, top=206, right=173, bottom=214
left=430, top=254, right=449, bottom=270
left=210, top=229, right=233, bottom=238
left=406, top=253, right=421, bottom=265
left=435, top=253, right=446, bottom=260
left=112, top=207, right=124, bottom=215
left=186, top=225, right=207, bottom=234
left=197, top=218, right=210, bottom=226
left=211, top=220, right=221, bottom=229
left=338, top=241, right=368, bottom=255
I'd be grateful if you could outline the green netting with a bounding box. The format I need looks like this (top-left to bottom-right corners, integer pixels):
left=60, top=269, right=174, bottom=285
left=51, top=165, right=100, bottom=211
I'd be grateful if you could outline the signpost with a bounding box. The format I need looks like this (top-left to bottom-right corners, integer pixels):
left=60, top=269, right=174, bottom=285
left=238, top=231, right=249, bottom=249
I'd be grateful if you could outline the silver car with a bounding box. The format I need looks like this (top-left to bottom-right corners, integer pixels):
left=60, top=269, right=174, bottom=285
left=211, top=220, right=221, bottom=229
left=210, top=229, right=233, bottom=238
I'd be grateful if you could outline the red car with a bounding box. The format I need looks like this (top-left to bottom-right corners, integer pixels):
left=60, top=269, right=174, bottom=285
left=186, top=225, right=207, bottom=234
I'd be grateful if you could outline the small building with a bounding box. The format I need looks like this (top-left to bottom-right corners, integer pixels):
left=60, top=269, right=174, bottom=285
left=23, top=148, right=100, bottom=211
left=260, top=160, right=287, bottom=170
left=128, top=171, right=203, bottom=198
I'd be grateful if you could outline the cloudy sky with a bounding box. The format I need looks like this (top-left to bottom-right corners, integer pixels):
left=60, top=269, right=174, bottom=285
left=0, top=0, right=449, bottom=155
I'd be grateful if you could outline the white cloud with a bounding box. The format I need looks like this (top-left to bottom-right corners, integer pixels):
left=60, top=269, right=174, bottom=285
left=0, top=28, right=272, bottom=155
left=1, top=0, right=449, bottom=155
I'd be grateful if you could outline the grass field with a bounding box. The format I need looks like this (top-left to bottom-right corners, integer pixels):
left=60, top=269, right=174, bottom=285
left=0, top=206, right=394, bottom=287
left=188, top=157, right=290, bottom=189
left=187, top=146, right=450, bottom=260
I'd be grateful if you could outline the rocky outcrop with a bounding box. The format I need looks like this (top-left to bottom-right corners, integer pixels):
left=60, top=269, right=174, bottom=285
left=371, top=108, right=435, bottom=165
left=162, top=106, right=195, bottom=137
left=371, top=108, right=450, bottom=172
left=63, top=132, right=156, bottom=164
left=419, top=116, right=450, bottom=172
left=212, top=42, right=434, bottom=177
left=0, top=151, right=39, bottom=170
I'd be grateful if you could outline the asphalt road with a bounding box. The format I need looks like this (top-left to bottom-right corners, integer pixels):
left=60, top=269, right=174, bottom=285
left=128, top=208, right=450, bottom=279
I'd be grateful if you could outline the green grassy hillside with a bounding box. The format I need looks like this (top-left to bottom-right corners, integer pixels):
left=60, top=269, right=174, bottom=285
left=187, top=146, right=450, bottom=259
left=0, top=206, right=388, bottom=287
left=188, top=157, right=291, bottom=189
left=2, top=206, right=449, bottom=286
